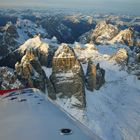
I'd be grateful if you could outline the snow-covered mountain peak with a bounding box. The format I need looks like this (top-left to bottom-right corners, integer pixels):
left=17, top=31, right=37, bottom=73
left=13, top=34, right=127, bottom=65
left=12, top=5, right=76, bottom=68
left=54, top=43, right=75, bottom=58
left=108, top=28, right=134, bottom=46
left=19, top=35, right=49, bottom=54
left=79, top=20, right=119, bottom=44
left=93, top=21, right=119, bottom=44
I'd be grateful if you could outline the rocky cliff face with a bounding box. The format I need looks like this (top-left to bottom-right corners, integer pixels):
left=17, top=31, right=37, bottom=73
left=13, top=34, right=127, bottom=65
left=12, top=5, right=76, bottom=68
left=79, top=21, right=140, bottom=47
left=85, top=61, right=96, bottom=91
left=15, top=50, right=47, bottom=92
left=127, top=46, right=140, bottom=80
left=0, top=67, right=23, bottom=90
left=134, top=46, right=140, bottom=62
left=108, top=28, right=135, bottom=46
left=18, top=35, right=49, bottom=66
left=18, top=35, right=59, bottom=68
left=0, top=19, right=48, bottom=58
left=16, top=18, right=47, bottom=40
left=0, top=22, right=19, bottom=57
left=0, top=35, right=57, bottom=68
left=92, top=21, right=119, bottom=44
left=0, top=35, right=57, bottom=98
left=50, top=44, right=86, bottom=108
left=79, top=21, right=118, bottom=44
left=110, top=48, right=128, bottom=65
left=86, top=61, right=105, bottom=91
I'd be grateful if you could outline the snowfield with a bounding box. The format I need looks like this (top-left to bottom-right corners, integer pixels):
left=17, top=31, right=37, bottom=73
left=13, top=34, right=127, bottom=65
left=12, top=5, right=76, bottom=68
left=85, top=62, right=140, bottom=140
left=55, top=44, right=140, bottom=140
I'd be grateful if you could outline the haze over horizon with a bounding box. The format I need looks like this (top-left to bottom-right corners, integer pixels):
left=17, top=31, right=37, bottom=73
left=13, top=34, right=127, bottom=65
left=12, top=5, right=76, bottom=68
left=0, top=0, right=140, bottom=15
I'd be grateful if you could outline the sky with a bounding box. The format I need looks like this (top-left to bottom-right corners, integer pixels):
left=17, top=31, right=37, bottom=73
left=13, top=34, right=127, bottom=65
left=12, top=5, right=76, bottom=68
left=0, top=0, right=140, bottom=15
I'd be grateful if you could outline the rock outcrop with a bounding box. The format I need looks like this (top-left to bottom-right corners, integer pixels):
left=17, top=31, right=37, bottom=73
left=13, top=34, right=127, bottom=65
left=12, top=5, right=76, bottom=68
left=135, top=35, right=140, bottom=47
left=92, top=21, right=119, bottom=44
left=108, top=28, right=135, bottom=46
left=16, top=18, right=47, bottom=39
left=0, top=35, right=57, bottom=68
left=0, top=67, right=23, bottom=90
left=134, top=46, right=140, bottom=62
left=0, top=22, right=19, bottom=57
left=86, top=61, right=105, bottom=91
left=79, top=21, right=118, bottom=44
left=110, top=48, right=128, bottom=65
left=86, top=61, right=96, bottom=91
left=50, top=44, right=86, bottom=108
left=15, top=50, right=47, bottom=92
left=18, top=35, right=58, bottom=67
left=18, top=35, right=50, bottom=66
left=79, top=21, right=140, bottom=47
left=96, top=63, right=106, bottom=90
left=46, top=78, right=56, bottom=100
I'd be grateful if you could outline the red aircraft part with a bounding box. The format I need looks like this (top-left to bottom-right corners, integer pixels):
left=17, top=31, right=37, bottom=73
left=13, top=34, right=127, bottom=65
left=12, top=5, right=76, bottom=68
left=0, top=89, right=19, bottom=95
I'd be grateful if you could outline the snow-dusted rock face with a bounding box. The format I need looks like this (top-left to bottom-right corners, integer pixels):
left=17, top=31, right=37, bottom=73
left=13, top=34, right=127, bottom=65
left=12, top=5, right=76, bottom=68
left=5, top=23, right=19, bottom=38
left=50, top=44, right=86, bottom=108
left=0, top=67, right=23, bottom=90
left=136, top=53, right=140, bottom=62
left=19, top=35, right=49, bottom=66
left=110, top=48, right=128, bottom=65
left=95, top=63, right=106, bottom=90
left=134, top=46, right=140, bottom=62
left=41, top=14, right=95, bottom=43
left=0, top=35, right=57, bottom=96
left=108, top=28, right=135, bottom=46
left=16, top=18, right=47, bottom=43
left=79, top=21, right=140, bottom=47
left=86, top=61, right=105, bottom=91
left=0, top=22, right=19, bottom=57
left=135, top=34, right=140, bottom=47
left=0, top=36, right=49, bottom=68
left=127, top=46, right=140, bottom=80
left=79, top=21, right=118, bottom=44
left=0, top=19, right=47, bottom=58
left=93, top=21, right=119, bottom=44
left=86, top=61, right=96, bottom=91
left=41, top=16, right=73, bottom=43
left=0, top=35, right=57, bottom=68
left=15, top=51, right=47, bottom=92
left=52, top=43, right=76, bottom=71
